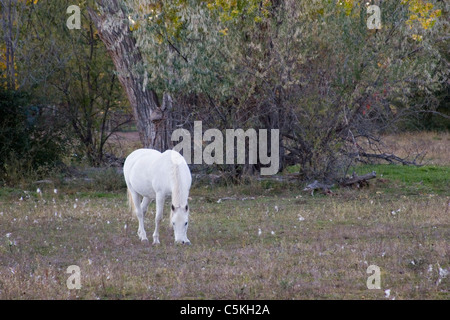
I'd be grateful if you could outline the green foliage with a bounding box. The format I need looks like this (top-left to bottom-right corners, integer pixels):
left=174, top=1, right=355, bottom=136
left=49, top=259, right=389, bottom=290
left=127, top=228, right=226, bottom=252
left=126, top=0, right=448, bottom=180
left=0, top=88, right=67, bottom=185
left=0, top=89, right=30, bottom=158
left=4, top=0, right=447, bottom=181
left=89, top=168, right=127, bottom=192
left=5, top=0, right=130, bottom=167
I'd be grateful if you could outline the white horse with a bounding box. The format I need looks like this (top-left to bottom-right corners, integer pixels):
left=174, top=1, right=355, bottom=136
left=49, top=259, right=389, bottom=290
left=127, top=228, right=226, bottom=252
left=123, top=148, right=192, bottom=245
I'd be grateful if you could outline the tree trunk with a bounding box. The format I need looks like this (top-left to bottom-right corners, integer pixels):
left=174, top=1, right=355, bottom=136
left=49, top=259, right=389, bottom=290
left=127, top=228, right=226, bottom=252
left=1, top=0, right=20, bottom=90
left=87, top=0, right=170, bottom=151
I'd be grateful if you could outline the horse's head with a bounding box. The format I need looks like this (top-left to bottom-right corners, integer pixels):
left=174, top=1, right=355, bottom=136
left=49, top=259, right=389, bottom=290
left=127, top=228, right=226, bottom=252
left=170, top=204, right=190, bottom=245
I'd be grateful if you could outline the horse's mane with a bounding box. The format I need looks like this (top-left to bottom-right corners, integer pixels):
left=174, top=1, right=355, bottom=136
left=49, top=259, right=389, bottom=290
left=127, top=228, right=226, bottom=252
left=171, top=156, right=188, bottom=207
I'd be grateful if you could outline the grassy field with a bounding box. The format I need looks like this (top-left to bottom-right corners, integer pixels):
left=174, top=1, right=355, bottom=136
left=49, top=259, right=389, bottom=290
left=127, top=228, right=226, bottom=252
left=0, top=133, right=449, bottom=299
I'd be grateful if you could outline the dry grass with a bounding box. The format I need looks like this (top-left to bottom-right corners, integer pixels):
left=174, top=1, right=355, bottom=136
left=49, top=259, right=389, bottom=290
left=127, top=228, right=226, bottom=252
left=0, top=183, right=448, bottom=300
left=0, top=131, right=449, bottom=300
left=377, top=131, right=450, bottom=166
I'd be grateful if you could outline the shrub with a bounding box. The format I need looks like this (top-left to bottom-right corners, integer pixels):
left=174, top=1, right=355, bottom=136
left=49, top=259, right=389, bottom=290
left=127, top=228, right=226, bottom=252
left=0, top=88, right=68, bottom=186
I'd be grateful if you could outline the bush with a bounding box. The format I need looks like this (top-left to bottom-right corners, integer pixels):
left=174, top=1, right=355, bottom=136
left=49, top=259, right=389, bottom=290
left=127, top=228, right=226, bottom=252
left=0, top=88, right=68, bottom=186
left=89, top=168, right=126, bottom=192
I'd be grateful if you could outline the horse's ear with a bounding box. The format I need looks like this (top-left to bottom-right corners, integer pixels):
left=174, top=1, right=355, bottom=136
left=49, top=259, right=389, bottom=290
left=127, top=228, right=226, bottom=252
left=185, top=204, right=189, bottom=211
left=171, top=204, right=175, bottom=211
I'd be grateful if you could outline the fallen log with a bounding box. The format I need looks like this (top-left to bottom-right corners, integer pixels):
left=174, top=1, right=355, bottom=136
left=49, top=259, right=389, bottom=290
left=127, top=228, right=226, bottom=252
left=341, top=171, right=376, bottom=187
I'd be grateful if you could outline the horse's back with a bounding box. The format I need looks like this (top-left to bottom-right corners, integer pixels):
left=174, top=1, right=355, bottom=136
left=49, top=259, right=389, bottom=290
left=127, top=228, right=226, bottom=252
left=125, top=148, right=160, bottom=165
left=124, top=148, right=160, bottom=171
left=124, top=149, right=191, bottom=198
left=124, top=149, right=162, bottom=194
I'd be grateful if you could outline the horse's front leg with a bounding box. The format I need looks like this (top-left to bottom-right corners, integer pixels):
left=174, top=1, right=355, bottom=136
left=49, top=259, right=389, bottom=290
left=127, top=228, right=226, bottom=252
left=153, top=193, right=165, bottom=245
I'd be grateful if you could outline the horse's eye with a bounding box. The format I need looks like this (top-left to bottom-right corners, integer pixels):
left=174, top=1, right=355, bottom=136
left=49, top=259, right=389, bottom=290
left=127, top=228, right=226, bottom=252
left=172, top=222, right=175, bottom=226
left=184, top=222, right=188, bottom=226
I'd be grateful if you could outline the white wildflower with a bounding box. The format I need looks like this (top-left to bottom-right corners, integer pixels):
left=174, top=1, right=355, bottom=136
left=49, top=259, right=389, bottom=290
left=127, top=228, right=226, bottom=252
left=439, top=266, right=449, bottom=278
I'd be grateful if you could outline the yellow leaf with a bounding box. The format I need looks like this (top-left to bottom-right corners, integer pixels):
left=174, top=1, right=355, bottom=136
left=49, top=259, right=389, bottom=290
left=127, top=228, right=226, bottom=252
left=219, top=28, right=228, bottom=36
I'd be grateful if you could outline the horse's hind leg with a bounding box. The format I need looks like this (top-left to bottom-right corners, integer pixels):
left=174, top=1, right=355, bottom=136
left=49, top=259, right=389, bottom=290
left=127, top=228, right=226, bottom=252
left=141, top=197, right=152, bottom=216
left=152, top=192, right=165, bottom=245
left=131, top=191, right=148, bottom=241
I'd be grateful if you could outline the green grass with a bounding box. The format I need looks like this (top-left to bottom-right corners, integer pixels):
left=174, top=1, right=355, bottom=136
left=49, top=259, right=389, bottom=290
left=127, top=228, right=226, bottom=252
left=283, top=163, right=450, bottom=196
left=351, top=164, right=450, bottom=195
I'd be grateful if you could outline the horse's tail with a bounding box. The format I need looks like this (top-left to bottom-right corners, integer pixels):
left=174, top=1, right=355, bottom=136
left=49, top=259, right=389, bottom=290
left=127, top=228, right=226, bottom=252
left=127, top=188, right=136, bottom=214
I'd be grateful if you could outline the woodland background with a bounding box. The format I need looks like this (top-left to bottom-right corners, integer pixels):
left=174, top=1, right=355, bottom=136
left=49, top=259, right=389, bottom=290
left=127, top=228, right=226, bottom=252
left=0, top=0, right=448, bottom=183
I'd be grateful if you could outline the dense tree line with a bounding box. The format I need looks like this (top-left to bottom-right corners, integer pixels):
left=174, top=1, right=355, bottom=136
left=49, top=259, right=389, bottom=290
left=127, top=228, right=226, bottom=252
left=1, top=0, right=448, bottom=184
left=0, top=0, right=130, bottom=183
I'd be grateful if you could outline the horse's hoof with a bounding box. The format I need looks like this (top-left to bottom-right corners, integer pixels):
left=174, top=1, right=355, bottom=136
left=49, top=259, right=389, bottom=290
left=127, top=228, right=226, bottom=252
left=141, top=238, right=149, bottom=243
left=176, top=240, right=191, bottom=246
